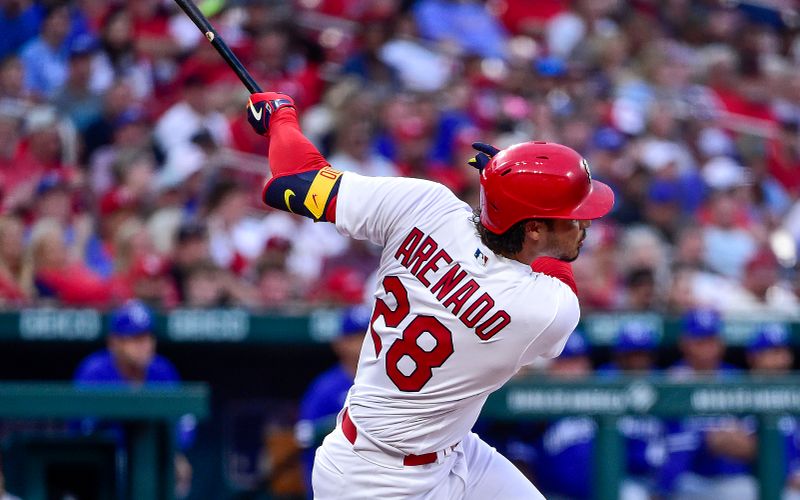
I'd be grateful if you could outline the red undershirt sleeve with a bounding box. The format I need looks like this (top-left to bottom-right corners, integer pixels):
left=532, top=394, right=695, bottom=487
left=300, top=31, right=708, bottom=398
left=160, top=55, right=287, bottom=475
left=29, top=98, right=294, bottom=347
left=531, top=256, right=578, bottom=295
left=262, top=108, right=338, bottom=222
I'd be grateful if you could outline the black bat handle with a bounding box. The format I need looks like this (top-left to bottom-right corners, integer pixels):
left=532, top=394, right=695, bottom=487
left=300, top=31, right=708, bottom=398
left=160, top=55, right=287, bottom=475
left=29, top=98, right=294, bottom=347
left=174, top=0, right=262, bottom=93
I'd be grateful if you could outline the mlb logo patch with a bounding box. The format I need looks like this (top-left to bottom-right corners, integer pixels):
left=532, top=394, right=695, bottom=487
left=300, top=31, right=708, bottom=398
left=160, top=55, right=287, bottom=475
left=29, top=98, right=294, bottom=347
left=474, top=248, right=489, bottom=266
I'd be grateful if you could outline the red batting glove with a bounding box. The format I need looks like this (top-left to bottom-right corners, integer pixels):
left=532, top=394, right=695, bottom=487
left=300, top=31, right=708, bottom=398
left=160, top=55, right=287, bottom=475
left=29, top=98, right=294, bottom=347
left=247, top=92, right=295, bottom=136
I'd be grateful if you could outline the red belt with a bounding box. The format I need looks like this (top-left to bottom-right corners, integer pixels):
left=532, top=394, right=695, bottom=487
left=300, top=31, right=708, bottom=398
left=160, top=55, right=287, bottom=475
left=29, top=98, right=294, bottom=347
left=341, top=408, right=451, bottom=466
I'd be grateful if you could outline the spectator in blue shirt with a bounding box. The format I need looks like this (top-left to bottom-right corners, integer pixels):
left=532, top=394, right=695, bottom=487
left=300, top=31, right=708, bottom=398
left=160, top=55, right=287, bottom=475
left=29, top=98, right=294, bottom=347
left=746, top=323, right=800, bottom=499
left=413, top=0, right=508, bottom=59
left=295, top=305, right=370, bottom=497
left=19, top=4, right=71, bottom=98
left=659, top=308, right=757, bottom=500
left=535, top=330, right=595, bottom=500
left=0, top=0, right=42, bottom=61
left=600, top=321, right=659, bottom=374
left=74, top=300, right=195, bottom=498
left=75, top=300, right=179, bottom=386
left=600, top=322, right=665, bottom=500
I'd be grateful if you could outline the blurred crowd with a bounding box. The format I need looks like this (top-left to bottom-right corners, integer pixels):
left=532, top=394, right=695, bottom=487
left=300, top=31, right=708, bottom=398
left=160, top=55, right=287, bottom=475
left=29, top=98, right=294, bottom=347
left=0, top=0, right=799, bottom=315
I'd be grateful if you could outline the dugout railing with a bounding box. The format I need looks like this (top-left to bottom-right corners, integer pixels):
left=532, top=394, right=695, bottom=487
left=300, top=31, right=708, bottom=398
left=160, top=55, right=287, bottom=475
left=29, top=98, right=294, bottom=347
left=483, top=376, right=800, bottom=500
left=0, top=383, right=209, bottom=500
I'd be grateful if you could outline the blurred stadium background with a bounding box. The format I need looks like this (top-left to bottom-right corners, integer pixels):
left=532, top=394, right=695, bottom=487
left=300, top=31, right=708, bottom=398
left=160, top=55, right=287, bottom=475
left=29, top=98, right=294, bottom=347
left=0, top=0, right=799, bottom=499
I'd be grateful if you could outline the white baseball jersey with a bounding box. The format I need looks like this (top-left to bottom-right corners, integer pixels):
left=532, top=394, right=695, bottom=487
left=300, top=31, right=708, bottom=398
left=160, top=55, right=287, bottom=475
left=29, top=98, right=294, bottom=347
left=334, top=173, right=580, bottom=455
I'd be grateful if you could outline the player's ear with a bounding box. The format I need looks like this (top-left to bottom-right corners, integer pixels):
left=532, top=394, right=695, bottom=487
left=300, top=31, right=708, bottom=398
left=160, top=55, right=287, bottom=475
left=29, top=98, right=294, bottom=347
left=523, top=220, right=546, bottom=242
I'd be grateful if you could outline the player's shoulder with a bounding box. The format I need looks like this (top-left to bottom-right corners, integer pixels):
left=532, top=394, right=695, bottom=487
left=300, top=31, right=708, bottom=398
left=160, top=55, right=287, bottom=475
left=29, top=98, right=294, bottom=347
left=344, top=172, right=468, bottom=214
left=310, top=365, right=351, bottom=392
left=148, top=354, right=180, bottom=382
left=74, top=350, right=117, bottom=382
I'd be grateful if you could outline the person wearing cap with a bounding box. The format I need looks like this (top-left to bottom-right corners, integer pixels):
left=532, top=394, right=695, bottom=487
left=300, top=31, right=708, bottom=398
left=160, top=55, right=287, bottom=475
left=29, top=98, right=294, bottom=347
left=747, top=322, right=794, bottom=374
left=598, top=322, right=665, bottom=500
left=295, top=305, right=371, bottom=497
left=601, top=321, right=659, bottom=374
left=533, top=331, right=596, bottom=500
left=745, top=323, right=800, bottom=499
left=75, top=300, right=178, bottom=385
left=74, top=300, right=195, bottom=497
left=658, top=309, right=757, bottom=500
left=669, top=308, right=737, bottom=379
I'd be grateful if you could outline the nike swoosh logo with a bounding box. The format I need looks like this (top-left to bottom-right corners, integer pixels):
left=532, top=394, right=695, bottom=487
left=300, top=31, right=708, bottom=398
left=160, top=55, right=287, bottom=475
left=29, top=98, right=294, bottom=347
left=284, top=189, right=296, bottom=214
left=249, top=100, right=263, bottom=121
left=312, top=193, right=319, bottom=207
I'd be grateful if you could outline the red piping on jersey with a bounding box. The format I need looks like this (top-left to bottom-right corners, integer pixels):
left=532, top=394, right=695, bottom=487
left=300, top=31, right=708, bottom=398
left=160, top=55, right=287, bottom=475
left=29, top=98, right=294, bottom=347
left=531, top=257, right=577, bottom=295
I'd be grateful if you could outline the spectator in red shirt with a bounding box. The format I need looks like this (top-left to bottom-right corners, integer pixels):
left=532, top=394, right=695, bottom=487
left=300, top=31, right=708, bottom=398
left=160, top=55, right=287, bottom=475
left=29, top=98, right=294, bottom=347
left=24, top=218, right=110, bottom=306
left=0, top=215, right=27, bottom=304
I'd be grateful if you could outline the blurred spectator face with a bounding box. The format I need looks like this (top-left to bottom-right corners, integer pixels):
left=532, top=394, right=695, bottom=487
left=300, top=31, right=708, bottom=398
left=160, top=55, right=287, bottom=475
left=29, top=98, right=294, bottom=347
left=27, top=127, right=62, bottom=164
left=675, top=227, right=704, bottom=266
left=255, top=30, right=289, bottom=70
left=742, top=251, right=779, bottom=299
left=0, top=56, right=24, bottom=97
left=666, top=267, right=697, bottom=313
left=41, top=6, right=70, bottom=46
left=108, top=333, right=156, bottom=373
left=0, top=216, right=23, bottom=268
left=616, top=351, right=654, bottom=371
left=680, top=336, right=724, bottom=372
left=29, top=221, right=67, bottom=270
left=36, top=186, right=71, bottom=223
left=708, top=192, right=737, bottom=228
left=213, top=186, right=249, bottom=225
left=0, top=114, right=20, bottom=158
left=624, top=267, right=656, bottom=310
left=182, top=78, right=213, bottom=114
left=748, top=347, right=793, bottom=374
left=104, top=83, right=136, bottom=118
left=103, top=9, right=133, bottom=50
left=335, top=120, right=372, bottom=161
left=185, top=265, right=223, bottom=307
left=67, top=52, right=93, bottom=88
left=332, top=334, right=363, bottom=375
left=128, top=0, right=159, bottom=20
left=257, top=267, right=292, bottom=306
left=176, top=236, right=209, bottom=268
left=113, top=119, right=149, bottom=148
left=124, top=154, right=155, bottom=197
left=549, top=356, right=592, bottom=378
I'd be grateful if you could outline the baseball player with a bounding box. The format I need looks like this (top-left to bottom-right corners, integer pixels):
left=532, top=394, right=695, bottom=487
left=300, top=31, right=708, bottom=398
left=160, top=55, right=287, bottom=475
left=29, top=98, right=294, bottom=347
left=658, top=308, right=757, bottom=500
left=246, top=91, right=614, bottom=499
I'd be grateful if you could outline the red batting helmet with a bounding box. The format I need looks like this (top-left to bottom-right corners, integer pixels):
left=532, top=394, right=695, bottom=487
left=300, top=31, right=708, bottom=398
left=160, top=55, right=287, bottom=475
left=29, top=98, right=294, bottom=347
left=479, top=142, right=614, bottom=234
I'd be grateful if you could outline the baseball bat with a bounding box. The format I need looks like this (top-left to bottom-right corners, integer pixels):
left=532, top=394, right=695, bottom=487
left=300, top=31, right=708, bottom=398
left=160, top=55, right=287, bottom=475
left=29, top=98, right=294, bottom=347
left=172, top=0, right=263, bottom=93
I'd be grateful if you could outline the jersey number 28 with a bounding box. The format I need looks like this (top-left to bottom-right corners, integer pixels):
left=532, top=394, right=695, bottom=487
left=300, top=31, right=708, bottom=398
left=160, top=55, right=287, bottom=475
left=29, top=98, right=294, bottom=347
left=370, top=276, right=454, bottom=392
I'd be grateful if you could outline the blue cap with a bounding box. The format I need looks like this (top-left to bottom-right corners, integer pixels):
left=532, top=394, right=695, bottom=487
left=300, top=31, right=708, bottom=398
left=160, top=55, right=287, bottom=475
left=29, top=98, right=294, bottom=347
left=615, top=322, right=657, bottom=353
left=339, top=305, right=371, bottom=337
left=681, top=308, right=722, bottom=339
left=747, top=323, right=790, bottom=353
left=535, top=56, right=566, bottom=77
left=560, top=330, right=589, bottom=358
left=110, top=300, right=153, bottom=336
left=647, top=179, right=680, bottom=204
left=593, top=126, right=626, bottom=152
left=69, top=34, right=98, bottom=58
left=36, top=172, right=68, bottom=196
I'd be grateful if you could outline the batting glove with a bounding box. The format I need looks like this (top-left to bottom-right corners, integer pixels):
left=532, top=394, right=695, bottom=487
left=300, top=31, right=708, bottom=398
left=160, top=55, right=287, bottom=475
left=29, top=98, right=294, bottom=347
left=467, top=142, right=501, bottom=171
left=247, top=92, right=295, bottom=136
